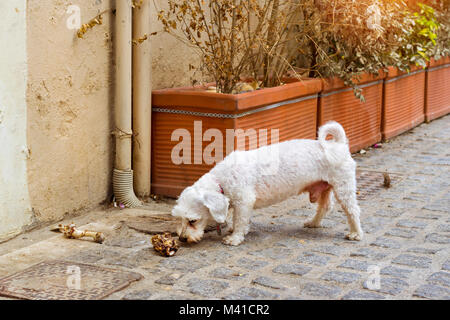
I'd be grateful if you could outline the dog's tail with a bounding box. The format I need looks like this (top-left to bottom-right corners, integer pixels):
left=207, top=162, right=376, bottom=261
left=318, top=121, right=348, bottom=145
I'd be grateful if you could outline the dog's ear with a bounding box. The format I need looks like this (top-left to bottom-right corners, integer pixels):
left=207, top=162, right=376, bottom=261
left=202, top=191, right=229, bottom=223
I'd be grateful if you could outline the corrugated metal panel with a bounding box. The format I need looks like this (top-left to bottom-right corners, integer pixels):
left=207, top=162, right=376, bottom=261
left=319, top=83, right=382, bottom=153
left=383, top=72, right=425, bottom=140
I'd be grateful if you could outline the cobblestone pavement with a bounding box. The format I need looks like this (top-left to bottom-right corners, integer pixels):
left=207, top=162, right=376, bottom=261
left=1, top=116, right=449, bottom=300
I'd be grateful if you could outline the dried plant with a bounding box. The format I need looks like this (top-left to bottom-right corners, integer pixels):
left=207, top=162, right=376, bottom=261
left=77, top=12, right=104, bottom=39
left=155, top=0, right=449, bottom=98
left=156, top=0, right=303, bottom=94
left=294, top=0, right=447, bottom=100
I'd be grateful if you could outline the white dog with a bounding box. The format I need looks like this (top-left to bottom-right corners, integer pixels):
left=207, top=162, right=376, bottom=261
left=172, top=121, right=364, bottom=246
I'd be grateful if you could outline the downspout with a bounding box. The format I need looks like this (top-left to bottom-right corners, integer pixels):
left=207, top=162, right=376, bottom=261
left=132, top=0, right=152, bottom=197
left=113, top=0, right=141, bottom=207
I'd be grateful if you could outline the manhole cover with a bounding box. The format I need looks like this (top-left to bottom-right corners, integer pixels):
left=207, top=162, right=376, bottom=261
left=125, top=214, right=180, bottom=235
left=356, top=170, right=402, bottom=201
left=0, top=260, right=142, bottom=300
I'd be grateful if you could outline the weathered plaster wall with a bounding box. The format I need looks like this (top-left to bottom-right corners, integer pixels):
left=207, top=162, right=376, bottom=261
left=26, top=0, right=115, bottom=221
left=25, top=0, right=199, bottom=222
left=150, top=1, right=200, bottom=89
left=0, top=1, right=33, bottom=240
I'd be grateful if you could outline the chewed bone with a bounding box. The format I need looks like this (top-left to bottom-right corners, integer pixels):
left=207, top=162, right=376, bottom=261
left=58, top=224, right=105, bottom=243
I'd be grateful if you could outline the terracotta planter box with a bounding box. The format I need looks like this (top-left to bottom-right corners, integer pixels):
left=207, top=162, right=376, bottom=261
left=318, top=73, right=384, bottom=153
left=151, top=79, right=322, bottom=197
left=382, top=66, right=426, bottom=140
left=425, top=56, right=450, bottom=122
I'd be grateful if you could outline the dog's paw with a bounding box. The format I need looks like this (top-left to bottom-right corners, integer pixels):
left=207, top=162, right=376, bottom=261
left=222, top=234, right=244, bottom=246
left=304, top=220, right=321, bottom=228
left=345, top=232, right=363, bottom=241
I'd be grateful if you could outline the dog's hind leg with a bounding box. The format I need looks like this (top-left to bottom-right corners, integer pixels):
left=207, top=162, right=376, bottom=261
left=333, top=182, right=364, bottom=241
left=304, top=188, right=334, bottom=228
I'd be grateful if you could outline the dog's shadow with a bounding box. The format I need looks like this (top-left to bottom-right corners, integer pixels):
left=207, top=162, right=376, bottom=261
left=182, top=221, right=348, bottom=251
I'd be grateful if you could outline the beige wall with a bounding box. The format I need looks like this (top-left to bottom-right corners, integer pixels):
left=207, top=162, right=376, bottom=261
left=25, top=0, right=199, bottom=222
left=150, top=1, right=199, bottom=89
left=27, top=0, right=115, bottom=221
left=0, top=0, right=33, bottom=241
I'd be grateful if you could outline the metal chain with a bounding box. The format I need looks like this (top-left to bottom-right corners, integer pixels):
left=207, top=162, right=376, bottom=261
left=152, top=108, right=237, bottom=119
left=152, top=94, right=318, bottom=119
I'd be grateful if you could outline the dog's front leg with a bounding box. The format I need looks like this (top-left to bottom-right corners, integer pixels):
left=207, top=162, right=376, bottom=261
left=223, top=201, right=252, bottom=246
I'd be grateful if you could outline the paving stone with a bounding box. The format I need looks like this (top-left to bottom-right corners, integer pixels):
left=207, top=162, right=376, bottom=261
left=105, top=236, right=148, bottom=248
left=443, top=260, right=450, bottom=271
left=320, top=271, right=361, bottom=284
left=209, top=267, right=246, bottom=280
left=425, top=233, right=450, bottom=244
left=252, top=276, right=286, bottom=290
left=155, top=273, right=184, bottom=285
left=350, top=248, right=388, bottom=260
left=396, top=219, right=428, bottom=229
left=427, top=272, right=450, bottom=287
left=65, top=250, right=107, bottom=264
left=312, top=245, right=343, bottom=256
left=374, top=210, right=403, bottom=218
left=338, top=259, right=370, bottom=272
left=197, top=250, right=234, bottom=263
left=407, top=247, right=441, bottom=255
left=275, top=238, right=305, bottom=249
left=287, top=209, right=311, bottom=217
left=249, top=248, right=292, bottom=260
left=273, top=216, right=304, bottom=226
left=363, top=217, right=389, bottom=234
left=100, top=255, right=140, bottom=269
left=121, top=289, right=153, bottom=300
left=413, top=284, right=450, bottom=299
left=301, top=283, right=341, bottom=298
left=392, top=254, right=432, bottom=269
left=415, top=214, right=442, bottom=220
left=342, top=290, right=386, bottom=300
left=236, top=257, right=268, bottom=270
left=385, top=228, right=418, bottom=239
left=187, top=279, right=229, bottom=297
left=158, top=256, right=209, bottom=272
left=389, top=201, right=421, bottom=210
left=437, top=224, right=450, bottom=233
left=403, top=193, right=429, bottom=201
left=224, top=287, right=279, bottom=300
left=272, top=264, right=312, bottom=276
left=363, top=277, right=409, bottom=295
left=296, top=252, right=330, bottom=266
left=153, top=294, right=196, bottom=300
left=423, top=199, right=450, bottom=213
left=370, top=237, right=402, bottom=249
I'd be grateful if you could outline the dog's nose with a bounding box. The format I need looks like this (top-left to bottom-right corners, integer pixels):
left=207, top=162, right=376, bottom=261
left=178, top=236, right=187, bottom=242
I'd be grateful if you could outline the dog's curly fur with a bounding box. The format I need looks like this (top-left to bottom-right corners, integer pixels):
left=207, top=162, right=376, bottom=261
left=172, top=121, right=364, bottom=246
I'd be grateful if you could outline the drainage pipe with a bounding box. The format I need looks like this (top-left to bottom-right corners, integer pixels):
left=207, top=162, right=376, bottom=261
left=132, top=0, right=152, bottom=197
left=113, top=0, right=141, bottom=207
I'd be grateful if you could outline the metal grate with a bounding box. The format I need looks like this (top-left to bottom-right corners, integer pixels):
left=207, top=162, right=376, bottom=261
left=356, top=170, right=402, bottom=201
left=0, top=260, right=142, bottom=300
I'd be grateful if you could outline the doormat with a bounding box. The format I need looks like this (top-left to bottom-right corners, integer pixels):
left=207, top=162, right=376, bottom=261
left=356, top=170, right=403, bottom=201
left=0, top=260, right=142, bottom=300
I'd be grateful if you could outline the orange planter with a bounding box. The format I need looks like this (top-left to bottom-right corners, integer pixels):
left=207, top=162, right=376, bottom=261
left=425, top=56, right=450, bottom=122
left=382, top=66, right=426, bottom=140
left=318, top=73, right=384, bottom=153
left=151, top=79, right=322, bottom=197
